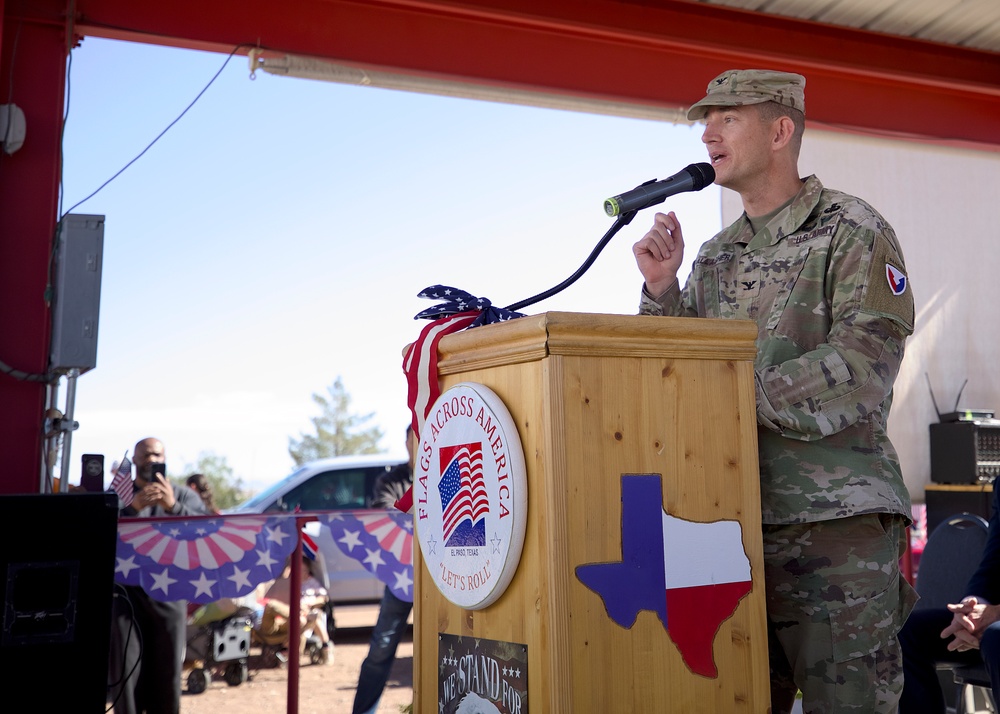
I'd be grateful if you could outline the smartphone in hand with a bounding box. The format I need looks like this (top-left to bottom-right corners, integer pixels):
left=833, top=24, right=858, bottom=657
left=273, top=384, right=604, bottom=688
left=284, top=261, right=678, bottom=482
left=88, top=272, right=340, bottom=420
left=81, top=453, right=105, bottom=492
left=150, top=462, right=167, bottom=483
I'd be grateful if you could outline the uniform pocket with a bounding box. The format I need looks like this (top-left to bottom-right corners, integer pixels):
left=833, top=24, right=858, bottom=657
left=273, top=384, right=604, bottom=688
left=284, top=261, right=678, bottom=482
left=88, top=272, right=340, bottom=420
left=764, top=245, right=810, bottom=334
left=829, top=513, right=916, bottom=663
left=829, top=571, right=916, bottom=663
left=830, top=586, right=895, bottom=662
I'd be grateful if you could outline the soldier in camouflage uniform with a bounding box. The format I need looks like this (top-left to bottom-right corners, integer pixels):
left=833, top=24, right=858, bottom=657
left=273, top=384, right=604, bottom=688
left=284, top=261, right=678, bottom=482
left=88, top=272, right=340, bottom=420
left=632, top=69, right=917, bottom=713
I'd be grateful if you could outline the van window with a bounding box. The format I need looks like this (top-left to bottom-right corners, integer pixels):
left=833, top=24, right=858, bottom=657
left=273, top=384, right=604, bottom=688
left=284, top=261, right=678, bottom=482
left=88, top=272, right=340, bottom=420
left=265, top=465, right=396, bottom=513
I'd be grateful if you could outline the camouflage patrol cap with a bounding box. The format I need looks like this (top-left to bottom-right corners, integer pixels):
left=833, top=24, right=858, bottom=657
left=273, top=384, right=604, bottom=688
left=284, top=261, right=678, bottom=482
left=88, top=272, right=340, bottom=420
left=687, top=69, right=805, bottom=121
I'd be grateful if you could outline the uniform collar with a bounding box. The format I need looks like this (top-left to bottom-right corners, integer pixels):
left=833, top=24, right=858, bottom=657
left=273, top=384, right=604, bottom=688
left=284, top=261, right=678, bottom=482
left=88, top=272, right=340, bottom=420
left=722, top=175, right=825, bottom=250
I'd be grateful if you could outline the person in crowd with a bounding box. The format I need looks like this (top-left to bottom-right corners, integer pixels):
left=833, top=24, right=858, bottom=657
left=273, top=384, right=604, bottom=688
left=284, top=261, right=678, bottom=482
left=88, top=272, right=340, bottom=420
left=631, top=69, right=916, bottom=713
left=352, top=426, right=416, bottom=714
left=258, top=555, right=333, bottom=664
left=108, top=437, right=210, bottom=714
left=899, top=486, right=1000, bottom=710
left=186, top=472, right=220, bottom=514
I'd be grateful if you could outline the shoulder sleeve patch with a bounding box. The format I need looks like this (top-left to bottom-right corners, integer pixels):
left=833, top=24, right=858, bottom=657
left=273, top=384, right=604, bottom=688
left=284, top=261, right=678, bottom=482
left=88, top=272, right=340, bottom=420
left=862, top=235, right=914, bottom=332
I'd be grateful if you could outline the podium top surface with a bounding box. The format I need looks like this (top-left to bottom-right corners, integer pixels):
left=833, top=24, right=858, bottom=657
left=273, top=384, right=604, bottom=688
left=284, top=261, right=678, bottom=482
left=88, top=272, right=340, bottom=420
left=435, top=311, right=758, bottom=374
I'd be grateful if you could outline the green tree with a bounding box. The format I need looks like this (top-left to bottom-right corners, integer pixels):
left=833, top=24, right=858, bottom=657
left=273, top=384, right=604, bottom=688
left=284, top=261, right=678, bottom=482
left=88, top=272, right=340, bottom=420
left=179, top=452, right=251, bottom=511
left=288, top=376, right=384, bottom=465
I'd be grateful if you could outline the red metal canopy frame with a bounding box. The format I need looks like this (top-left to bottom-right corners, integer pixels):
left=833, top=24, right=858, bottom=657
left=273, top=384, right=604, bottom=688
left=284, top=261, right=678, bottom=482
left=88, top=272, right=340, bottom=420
left=2, top=0, right=999, bottom=493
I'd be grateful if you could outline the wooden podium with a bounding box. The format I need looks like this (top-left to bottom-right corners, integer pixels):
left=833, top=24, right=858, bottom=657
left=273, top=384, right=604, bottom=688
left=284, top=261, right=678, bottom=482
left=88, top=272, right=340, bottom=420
left=412, top=312, right=769, bottom=713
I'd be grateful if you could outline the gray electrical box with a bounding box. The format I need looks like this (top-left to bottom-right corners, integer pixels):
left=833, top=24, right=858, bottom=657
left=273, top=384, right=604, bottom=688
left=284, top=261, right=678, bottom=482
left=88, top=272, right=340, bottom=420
left=50, top=214, right=104, bottom=373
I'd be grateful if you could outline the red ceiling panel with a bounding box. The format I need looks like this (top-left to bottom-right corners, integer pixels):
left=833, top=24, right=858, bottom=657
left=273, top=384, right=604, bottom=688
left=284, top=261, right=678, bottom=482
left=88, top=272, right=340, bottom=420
left=1, top=0, right=998, bottom=492
left=62, top=0, right=1000, bottom=149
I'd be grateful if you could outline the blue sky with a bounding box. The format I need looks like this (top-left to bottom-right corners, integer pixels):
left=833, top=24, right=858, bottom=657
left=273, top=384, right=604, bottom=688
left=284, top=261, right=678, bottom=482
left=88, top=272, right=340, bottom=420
left=62, top=37, right=722, bottom=492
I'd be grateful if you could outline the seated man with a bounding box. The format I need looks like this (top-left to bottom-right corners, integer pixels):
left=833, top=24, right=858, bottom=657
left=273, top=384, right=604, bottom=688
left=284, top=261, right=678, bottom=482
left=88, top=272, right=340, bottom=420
left=900, top=486, right=1000, bottom=712
left=256, top=556, right=333, bottom=664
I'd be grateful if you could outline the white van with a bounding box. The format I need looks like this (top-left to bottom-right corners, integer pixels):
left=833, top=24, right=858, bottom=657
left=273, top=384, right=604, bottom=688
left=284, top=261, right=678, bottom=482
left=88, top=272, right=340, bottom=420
left=227, top=454, right=408, bottom=604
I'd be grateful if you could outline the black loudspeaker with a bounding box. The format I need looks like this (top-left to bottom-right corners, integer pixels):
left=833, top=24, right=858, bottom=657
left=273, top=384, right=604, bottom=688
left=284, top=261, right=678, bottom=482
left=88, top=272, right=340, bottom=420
left=0, top=492, right=118, bottom=712
left=930, top=421, right=1000, bottom=484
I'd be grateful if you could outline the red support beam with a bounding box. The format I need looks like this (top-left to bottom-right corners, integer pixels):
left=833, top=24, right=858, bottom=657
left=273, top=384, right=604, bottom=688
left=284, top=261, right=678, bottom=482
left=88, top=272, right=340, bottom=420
left=0, top=2, right=68, bottom=493
left=0, top=0, right=997, bottom=492
left=67, top=0, right=1000, bottom=149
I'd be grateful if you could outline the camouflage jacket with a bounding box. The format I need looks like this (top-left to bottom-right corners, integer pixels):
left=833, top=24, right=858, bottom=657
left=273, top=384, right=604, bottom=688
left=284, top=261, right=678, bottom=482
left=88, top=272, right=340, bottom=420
left=640, top=175, right=914, bottom=525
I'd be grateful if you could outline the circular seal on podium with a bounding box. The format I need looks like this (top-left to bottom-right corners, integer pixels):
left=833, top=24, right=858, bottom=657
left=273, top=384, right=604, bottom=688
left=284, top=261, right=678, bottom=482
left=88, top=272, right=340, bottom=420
left=414, top=382, right=527, bottom=610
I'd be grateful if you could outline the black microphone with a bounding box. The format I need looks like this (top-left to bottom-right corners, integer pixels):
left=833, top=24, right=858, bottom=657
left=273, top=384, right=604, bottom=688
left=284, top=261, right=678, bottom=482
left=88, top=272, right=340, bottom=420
left=603, top=162, right=715, bottom=217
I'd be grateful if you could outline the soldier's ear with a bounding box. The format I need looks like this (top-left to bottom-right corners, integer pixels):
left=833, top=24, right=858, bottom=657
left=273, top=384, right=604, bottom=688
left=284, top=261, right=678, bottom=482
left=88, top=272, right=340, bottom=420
left=772, top=116, right=795, bottom=152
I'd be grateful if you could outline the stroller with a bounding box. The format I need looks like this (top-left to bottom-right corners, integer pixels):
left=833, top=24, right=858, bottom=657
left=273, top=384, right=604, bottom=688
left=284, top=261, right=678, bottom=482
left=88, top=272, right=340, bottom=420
left=184, top=600, right=255, bottom=694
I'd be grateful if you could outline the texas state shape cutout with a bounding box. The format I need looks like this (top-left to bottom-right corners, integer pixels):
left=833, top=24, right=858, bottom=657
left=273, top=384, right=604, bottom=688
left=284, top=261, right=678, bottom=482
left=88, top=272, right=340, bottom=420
left=575, top=474, right=752, bottom=678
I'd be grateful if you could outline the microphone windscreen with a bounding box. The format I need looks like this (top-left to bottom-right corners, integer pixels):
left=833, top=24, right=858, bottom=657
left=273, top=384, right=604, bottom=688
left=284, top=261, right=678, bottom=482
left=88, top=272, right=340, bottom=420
left=686, top=162, right=715, bottom=190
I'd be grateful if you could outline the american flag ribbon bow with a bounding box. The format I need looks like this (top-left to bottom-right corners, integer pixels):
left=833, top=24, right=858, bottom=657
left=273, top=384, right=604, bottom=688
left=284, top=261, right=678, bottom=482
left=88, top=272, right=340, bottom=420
left=411, top=285, right=525, bottom=326
left=396, top=285, right=525, bottom=514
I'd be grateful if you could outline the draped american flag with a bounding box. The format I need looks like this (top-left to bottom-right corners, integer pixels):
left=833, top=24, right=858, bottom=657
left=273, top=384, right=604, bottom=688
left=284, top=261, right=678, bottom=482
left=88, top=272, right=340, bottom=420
left=397, top=286, right=524, bottom=514
left=110, top=452, right=133, bottom=508
left=403, top=309, right=479, bottom=441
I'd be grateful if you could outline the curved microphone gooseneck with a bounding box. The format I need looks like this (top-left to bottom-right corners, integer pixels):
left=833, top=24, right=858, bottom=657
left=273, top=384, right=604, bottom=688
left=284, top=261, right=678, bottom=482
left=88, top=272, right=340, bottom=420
left=503, top=163, right=715, bottom=313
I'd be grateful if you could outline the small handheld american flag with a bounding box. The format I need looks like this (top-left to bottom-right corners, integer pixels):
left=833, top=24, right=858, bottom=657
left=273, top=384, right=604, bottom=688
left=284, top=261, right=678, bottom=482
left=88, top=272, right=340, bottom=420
left=110, top=452, right=134, bottom=508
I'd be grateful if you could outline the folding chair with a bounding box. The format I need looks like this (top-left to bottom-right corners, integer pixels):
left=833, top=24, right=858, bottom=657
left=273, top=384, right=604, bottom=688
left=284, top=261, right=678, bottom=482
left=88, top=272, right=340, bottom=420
left=914, top=512, right=994, bottom=714
left=953, top=664, right=996, bottom=714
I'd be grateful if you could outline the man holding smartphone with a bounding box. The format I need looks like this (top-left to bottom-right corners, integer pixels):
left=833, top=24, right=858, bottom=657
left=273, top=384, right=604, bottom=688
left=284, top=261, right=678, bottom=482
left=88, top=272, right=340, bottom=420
left=108, top=437, right=210, bottom=714
left=126, top=438, right=186, bottom=514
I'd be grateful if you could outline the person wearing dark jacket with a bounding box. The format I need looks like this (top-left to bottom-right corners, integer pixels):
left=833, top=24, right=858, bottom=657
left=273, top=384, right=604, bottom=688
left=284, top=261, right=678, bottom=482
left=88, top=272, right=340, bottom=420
left=352, top=427, right=416, bottom=714
left=899, top=485, right=1000, bottom=711
left=108, top=437, right=209, bottom=714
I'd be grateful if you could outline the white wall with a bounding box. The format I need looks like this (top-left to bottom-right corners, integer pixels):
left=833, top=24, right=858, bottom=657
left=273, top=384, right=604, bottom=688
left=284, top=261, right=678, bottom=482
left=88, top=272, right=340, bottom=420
left=720, top=130, right=1000, bottom=502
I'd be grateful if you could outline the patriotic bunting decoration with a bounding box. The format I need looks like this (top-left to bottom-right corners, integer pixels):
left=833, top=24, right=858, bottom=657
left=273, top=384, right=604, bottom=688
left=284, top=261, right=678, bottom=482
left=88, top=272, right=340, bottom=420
left=321, top=510, right=415, bottom=603
left=114, top=515, right=297, bottom=604
left=398, top=285, right=525, bottom=514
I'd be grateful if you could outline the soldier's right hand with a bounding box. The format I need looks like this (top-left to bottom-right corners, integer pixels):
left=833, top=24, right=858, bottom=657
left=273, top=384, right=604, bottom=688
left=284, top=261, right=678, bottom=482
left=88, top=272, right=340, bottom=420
left=632, top=211, right=685, bottom=298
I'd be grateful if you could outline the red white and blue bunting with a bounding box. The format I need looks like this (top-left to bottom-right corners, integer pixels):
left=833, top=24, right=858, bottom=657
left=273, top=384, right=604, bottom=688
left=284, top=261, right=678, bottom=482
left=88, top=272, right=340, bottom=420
left=114, top=515, right=297, bottom=603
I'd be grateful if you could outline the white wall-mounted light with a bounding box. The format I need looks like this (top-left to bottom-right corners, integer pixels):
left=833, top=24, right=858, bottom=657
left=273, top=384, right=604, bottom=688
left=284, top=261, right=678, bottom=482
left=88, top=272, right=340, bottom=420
left=247, top=50, right=688, bottom=124
left=0, top=103, right=26, bottom=155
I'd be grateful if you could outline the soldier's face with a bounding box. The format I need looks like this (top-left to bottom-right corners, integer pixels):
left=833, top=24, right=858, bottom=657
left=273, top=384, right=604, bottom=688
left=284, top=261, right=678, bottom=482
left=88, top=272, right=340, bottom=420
left=701, top=105, right=774, bottom=193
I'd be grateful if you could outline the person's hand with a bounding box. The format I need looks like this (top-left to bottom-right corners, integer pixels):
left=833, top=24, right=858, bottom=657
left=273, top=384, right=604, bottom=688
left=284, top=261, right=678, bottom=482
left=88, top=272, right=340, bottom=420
left=301, top=595, right=326, bottom=612
left=632, top=211, right=685, bottom=298
left=942, top=597, right=1000, bottom=651
left=139, top=473, right=176, bottom=511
